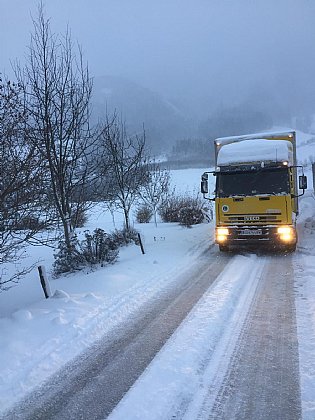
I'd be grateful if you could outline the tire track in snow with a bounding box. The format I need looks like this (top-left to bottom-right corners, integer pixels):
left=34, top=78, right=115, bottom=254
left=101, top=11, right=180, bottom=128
left=177, top=254, right=267, bottom=420
left=108, top=254, right=267, bottom=420
left=206, top=254, right=301, bottom=420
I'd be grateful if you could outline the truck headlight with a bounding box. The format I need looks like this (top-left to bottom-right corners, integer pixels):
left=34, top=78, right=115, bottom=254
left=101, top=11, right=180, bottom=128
left=277, top=226, right=292, bottom=234
left=277, top=226, right=294, bottom=242
left=216, top=227, right=229, bottom=242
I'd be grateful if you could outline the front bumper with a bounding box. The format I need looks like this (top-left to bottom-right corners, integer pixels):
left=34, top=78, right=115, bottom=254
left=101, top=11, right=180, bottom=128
left=215, top=225, right=297, bottom=247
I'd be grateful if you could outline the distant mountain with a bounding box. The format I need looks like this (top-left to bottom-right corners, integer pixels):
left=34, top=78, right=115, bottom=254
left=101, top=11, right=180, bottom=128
left=91, top=76, right=194, bottom=152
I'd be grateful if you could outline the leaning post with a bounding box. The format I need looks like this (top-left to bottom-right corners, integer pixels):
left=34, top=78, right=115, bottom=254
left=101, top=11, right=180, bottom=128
left=137, top=233, right=145, bottom=255
left=38, top=265, right=52, bottom=299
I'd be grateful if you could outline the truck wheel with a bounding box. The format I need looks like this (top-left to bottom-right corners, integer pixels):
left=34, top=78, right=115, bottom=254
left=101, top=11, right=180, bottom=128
left=286, top=243, right=296, bottom=253
left=219, top=244, right=229, bottom=252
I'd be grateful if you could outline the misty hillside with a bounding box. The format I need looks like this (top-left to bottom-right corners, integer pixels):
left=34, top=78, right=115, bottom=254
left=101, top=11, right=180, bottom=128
left=90, top=75, right=315, bottom=167
left=91, top=76, right=194, bottom=152
left=91, top=76, right=315, bottom=150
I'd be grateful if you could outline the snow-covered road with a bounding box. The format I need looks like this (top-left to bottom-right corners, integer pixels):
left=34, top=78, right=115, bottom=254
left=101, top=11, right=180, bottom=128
left=109, top=253, right=301, bottom=420
left=4, top=246, right=302, bottom=420
left=207, top=255, right=300, bottom=420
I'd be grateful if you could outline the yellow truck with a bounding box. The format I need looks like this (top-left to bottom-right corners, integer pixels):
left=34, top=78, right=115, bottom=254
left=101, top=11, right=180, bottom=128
left=201, top=131, right=307, bottom=252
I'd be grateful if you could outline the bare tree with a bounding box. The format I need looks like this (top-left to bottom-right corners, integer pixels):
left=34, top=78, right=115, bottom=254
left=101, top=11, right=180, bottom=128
left=0, top=75, right=45, bottom=290
left=138, top=161, right=170, bottom=226
left=17, top=5, right=96, bottom=255
left=98, top=116, right=147, bottom=231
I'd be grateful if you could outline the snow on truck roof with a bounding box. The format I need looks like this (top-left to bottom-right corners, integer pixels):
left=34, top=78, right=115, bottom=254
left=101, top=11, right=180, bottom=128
left=215, top=130, right=295, bottom=145
left=217, top=138, right=294, bottom=166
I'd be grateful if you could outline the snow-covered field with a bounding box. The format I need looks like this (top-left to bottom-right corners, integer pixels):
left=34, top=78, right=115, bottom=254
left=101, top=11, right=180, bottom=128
left=0, top=129, right=315, bottom=418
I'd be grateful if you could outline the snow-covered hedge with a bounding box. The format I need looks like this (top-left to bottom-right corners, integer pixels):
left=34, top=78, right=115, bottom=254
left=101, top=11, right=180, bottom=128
left=159, top=192, right=209, bottom=227
left=54, top=227, right=140, bottom=275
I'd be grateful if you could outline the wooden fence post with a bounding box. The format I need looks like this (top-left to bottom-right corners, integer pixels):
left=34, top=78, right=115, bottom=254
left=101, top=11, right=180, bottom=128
left=137, top=233, right=145, bottom=255
left=38, top=265, right=52, bottom=299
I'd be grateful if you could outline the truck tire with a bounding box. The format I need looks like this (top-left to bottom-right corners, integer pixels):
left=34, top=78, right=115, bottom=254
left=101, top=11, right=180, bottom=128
left=219, top=244, right=229, bottom=252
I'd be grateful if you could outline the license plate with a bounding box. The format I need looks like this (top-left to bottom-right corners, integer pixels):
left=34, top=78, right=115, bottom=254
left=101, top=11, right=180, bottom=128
left=240, top=229, right=262, bottom=236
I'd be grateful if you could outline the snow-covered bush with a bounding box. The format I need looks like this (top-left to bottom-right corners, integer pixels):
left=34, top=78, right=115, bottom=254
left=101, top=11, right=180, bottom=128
left=111, top=227, right=140, bottom=247
left=159, top=191, right=209, bottom=226
left=53, top=229, right=119, bottom=275
left=81, top=228, right=119, bottom=266
left=158, top=192, right=184, bottom=223
left=53, top=234, right=86, bottom=275
left=136, top=205, right=153, bottom=223
left=178, top=205, right=204, bottom=227
left=178, top=195, right=208, bottom=227
left=53, top=226, right=142, bottom=275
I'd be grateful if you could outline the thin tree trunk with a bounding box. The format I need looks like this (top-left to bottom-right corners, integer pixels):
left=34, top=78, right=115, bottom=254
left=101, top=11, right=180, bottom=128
left=123, top=206, right=130, bottom=231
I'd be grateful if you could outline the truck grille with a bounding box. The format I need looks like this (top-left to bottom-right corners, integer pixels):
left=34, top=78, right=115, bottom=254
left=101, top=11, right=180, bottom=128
left=224, top=214, right=281, bottom=225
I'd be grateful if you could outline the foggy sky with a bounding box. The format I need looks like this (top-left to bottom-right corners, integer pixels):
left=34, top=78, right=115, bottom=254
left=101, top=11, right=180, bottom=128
left=1, top=0, right=315, bottom=118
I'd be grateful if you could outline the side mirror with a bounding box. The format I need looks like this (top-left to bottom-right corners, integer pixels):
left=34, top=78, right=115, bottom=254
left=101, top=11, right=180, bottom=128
left=201, top=180, right=208, bottom=194
left=299, top=175, right=307, bottom=190
left=201, top=173, right=209, bottom=194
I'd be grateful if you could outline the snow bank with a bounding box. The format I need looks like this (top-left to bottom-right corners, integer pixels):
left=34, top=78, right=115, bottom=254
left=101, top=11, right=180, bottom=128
left=295, top=193, right=315, bottom=419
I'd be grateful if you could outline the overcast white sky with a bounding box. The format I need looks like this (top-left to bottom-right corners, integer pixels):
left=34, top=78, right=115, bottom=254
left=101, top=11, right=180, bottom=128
left=1, top=0, right=315, bottom=112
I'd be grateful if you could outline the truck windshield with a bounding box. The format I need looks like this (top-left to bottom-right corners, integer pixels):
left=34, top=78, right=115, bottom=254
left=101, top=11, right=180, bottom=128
left=216, top=168, right=290, bottom=197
